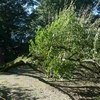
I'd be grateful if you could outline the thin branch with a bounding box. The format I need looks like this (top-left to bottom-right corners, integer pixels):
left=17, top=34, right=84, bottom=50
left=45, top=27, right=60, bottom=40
left=52, top=45, right=71, bottom=51
left=81, top=59, right=100, bottom=68
left=0, top=96, right=6, bottom=100
left=80, top=63, right=98, bottom=73
left=67, top=51, right=78, bottom=59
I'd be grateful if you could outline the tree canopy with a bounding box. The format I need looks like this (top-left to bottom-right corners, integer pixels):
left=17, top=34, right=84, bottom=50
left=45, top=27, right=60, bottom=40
left=34, top=0, right=100, bottom=26
left=0, top=1, right=39, bottom=64
left=0, top=0, right=37, bottom=48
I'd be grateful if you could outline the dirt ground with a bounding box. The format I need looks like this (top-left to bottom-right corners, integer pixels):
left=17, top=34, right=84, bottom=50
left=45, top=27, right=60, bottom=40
left=0, top=68, right=100, bottom=100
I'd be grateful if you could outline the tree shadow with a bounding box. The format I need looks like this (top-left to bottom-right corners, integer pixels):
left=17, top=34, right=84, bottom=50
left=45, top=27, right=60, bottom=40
left=7, top=70, right=75, bottom=100
left=2, top=69, right=100, bottom=100
left=18, top=73, right=100, bottom=100
left=0, top=86, right=39, bottom=100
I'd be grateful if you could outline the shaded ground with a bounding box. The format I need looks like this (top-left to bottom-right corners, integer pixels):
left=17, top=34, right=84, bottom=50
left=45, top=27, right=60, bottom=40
left=0, top=68, right=100, bottom=100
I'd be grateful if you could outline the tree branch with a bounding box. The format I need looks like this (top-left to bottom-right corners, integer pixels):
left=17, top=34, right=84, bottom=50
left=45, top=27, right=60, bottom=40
left=80, top=63, right=99, bottom=73
left=67, top=51, right=78, bottom=59
left=81, top=59, right=100, bottom=68
left=0, top=96, right=6, bottom=100
left=0, top=56, right=44, bottom=72
left=52, top=45, right=71, bottom=51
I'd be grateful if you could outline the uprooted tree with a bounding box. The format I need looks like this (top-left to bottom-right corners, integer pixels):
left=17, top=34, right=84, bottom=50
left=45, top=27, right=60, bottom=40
left=0, top=6, right=100, bottom=79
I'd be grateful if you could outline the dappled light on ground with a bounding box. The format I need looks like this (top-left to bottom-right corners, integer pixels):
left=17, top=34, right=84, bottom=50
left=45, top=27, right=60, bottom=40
left=0, top=69, right=71, bottom=100
left=0, top=69, right=100, bottom=100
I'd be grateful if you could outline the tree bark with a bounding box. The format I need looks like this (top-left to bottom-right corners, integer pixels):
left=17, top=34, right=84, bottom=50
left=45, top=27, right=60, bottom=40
left=0, top=60, right=24, bottom=72
left=82, top=59, right=100, bottom=68
left=0, top=56, right=42, bottom=72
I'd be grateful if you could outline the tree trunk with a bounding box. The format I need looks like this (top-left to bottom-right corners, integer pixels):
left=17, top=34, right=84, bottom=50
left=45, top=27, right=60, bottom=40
left=0, top=56, right=42, bottom=72
left=0, top=60, right=24, bottom=72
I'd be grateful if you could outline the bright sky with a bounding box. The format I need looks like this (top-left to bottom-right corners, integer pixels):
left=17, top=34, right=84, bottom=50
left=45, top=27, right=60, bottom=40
left=23, top=3, right=38, bottom=15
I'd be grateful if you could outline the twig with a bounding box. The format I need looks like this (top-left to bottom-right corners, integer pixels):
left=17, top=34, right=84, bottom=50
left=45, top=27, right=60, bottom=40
left=67, top=51, right=78, bottom=59
left=0, top=96, right=6, bottom=100
left=80, top=63, right=99, bottom=74
left=81, top=59, right=100, bottom=68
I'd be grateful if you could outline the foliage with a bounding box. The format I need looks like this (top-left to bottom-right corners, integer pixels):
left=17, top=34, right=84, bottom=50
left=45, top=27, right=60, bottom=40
left=97, top=96, right=100, bottom=100
left=0, top=0, right=38, bottom=62
left=29, top=5, right=100, bottom=79
left=35, top=0, right=98, bottom=27
left=0, top=0, right=37, bottom=48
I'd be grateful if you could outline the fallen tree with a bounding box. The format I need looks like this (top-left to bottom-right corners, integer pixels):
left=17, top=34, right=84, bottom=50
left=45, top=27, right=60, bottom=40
left=1, top=6, right=100, bottom=80
left=0, top=55, right=100, bottom=80
left=0, top=56, right=44, bottom=72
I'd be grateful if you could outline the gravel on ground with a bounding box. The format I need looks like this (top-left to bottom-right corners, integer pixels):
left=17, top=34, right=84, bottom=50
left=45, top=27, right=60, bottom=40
left=0, top=69, right=71, bottom=100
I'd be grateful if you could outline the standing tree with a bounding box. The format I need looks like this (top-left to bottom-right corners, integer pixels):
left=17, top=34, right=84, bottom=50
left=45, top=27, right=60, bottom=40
left=0, top=0, right=38, bottom=61
left=35, top=0, right=99, bottom=27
